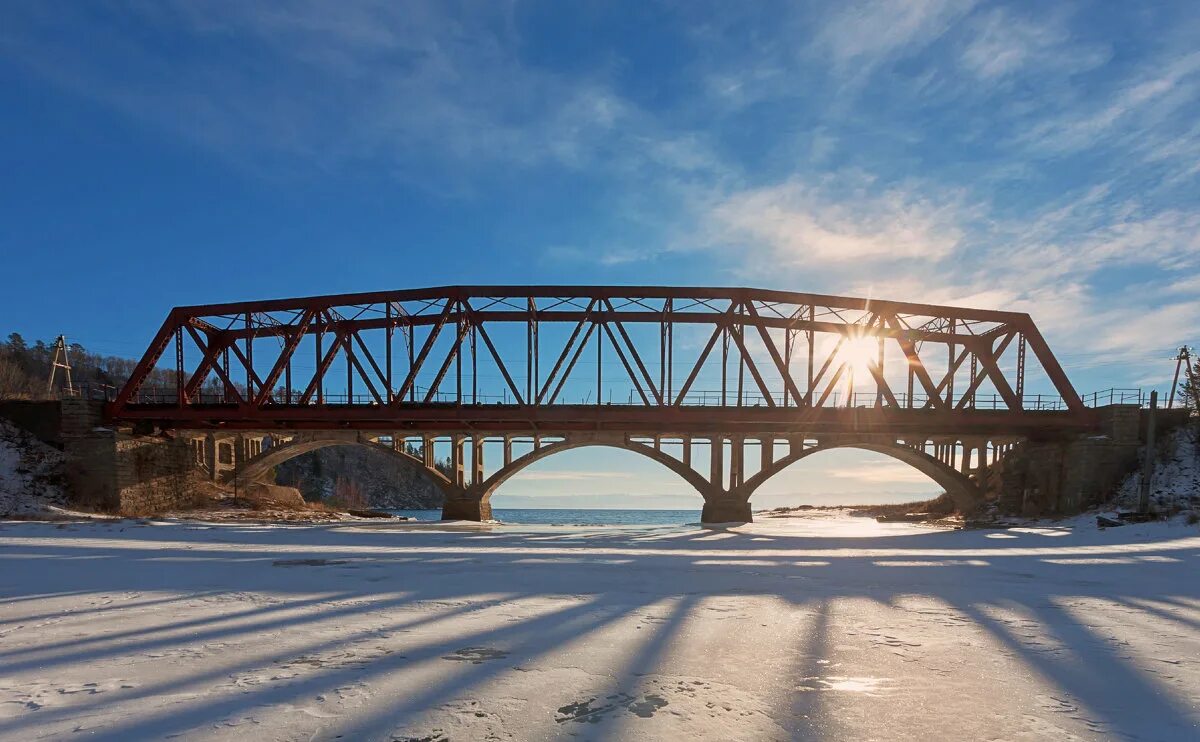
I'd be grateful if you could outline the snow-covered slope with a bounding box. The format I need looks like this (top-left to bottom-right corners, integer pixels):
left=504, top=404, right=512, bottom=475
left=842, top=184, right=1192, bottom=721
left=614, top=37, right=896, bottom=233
left=0, top=417, right=66, bottom=517
left=1115, top=421, right=1199, bottom=514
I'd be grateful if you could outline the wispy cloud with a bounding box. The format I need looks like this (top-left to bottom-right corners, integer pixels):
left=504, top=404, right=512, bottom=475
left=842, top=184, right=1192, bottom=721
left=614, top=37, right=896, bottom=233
left=813, top=0, right=977, bottom=78
left=959, top=7, right=1109, bottom=81
left=827, top=460, right=942, bottom=485
left=706, top=175, right=971, bottom=266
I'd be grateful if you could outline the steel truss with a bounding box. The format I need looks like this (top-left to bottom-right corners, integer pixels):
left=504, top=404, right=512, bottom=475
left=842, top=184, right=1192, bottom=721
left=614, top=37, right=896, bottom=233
left=109, top=286, right=1092, bottom=436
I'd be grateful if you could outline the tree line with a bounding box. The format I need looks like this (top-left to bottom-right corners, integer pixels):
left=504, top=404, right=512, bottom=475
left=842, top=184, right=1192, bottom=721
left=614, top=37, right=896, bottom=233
left=0, top=332, right=174, bottom=401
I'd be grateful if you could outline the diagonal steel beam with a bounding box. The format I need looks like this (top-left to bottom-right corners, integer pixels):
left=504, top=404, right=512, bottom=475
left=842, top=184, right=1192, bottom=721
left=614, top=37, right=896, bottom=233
left=673, top=321, right=725, bottom=406
left=185, top=325, right=245, bottom=405
left=745, top=302, right=803, bottom=407
left=422, top=321, right=471, bottom=404
left=472, top=312, right=527, bottom=407
left=394, top=300, right=454, bottom=404
left=343, top=334, right=384, bottom=405
left=300, top=329, right=344, bottom=405
left=253, top=309, right=316, bottom=405
left=605, top=299, right=663, bottom=405
left=728, top=322, right=778, bottom=408
left=548, top=321, right=599, bottom=404
left=601, top=322, right=651, bottom=406
left=537, top=299, right=597, bottom=404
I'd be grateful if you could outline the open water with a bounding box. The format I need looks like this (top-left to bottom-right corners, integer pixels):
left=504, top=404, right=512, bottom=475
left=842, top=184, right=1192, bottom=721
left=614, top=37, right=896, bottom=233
left=384, top=508, right=699, bottom=526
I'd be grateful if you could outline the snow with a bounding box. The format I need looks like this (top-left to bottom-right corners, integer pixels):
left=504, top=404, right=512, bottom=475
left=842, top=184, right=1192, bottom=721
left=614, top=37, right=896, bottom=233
left=0, top=419, right=65, bottom=518
left=0, top=513, right=1197, bottom=740
left=1116, top=423, right=1200, bottom=514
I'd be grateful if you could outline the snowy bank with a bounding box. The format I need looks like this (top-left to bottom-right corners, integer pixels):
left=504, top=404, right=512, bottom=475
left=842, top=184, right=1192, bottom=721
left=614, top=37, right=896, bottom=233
left=1115, top=421, right=1200, bottom=516
left=0, top=417, right=66, bottom=517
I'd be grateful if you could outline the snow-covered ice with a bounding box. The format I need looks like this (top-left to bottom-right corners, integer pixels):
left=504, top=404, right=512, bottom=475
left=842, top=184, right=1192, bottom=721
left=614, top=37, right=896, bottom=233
left=0, top=513, right=1197, bottom=740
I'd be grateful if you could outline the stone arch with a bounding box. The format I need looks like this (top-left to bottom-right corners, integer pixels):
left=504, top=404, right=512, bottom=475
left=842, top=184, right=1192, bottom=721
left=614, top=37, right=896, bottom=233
left=233, top=436, right=457, bottom=499
left=474, top=437, right=715, bottom=504
left=737, top=441, right=982, bottom=512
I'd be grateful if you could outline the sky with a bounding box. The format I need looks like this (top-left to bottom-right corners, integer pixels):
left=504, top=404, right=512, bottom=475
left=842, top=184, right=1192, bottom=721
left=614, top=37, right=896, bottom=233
left=2, top=1, right=1198, bottom=508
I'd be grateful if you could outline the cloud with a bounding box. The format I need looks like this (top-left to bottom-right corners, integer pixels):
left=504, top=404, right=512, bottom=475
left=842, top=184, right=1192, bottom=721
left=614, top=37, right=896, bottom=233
left=1020, top=51, right=1200, bottom=156
left=814, top=0, right=977, bottom=77
left=707, top=176, right=970, bottom=266
left=680, top=168, right=1200, bottom=374
left=827, top=460, right=941, bottom=484
left=959, top=7, right=1108, bottom=81
left=0, top=1, right=712, bottom=187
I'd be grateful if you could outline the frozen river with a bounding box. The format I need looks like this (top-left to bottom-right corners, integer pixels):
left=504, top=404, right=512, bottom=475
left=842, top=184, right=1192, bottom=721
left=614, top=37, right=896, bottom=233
left=0, top=513, right=1197, bottom=740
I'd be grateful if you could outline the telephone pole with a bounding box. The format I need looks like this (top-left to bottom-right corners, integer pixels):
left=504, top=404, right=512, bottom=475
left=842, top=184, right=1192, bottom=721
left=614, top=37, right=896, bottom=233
left=46, top=335, right=76, bottom=398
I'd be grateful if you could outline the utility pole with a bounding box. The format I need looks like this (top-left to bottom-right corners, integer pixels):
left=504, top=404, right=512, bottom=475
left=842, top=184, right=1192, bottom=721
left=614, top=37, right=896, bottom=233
left=1137, top=390, right=1158, bottom=513
left=46, top=335, right=76, bottom=398
left=1167, top=347, right=1189, bottom=408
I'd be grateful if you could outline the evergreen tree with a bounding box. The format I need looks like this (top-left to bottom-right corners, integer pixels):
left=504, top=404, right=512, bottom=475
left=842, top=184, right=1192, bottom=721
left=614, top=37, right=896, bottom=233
left=1180, top=351, right=1200, bottom=411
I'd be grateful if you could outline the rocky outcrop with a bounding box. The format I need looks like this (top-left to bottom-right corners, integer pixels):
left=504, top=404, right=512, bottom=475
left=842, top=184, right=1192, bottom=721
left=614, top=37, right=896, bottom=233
left=243, top=481, right=307, bottom=509
left=273, top=445, right=445, bottom=509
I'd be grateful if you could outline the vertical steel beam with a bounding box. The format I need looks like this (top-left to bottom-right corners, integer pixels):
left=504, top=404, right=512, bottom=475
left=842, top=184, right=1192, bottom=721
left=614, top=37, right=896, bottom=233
left=385, top=303, right=394, bottom=403
left=175, top=328, right=184, bottom=407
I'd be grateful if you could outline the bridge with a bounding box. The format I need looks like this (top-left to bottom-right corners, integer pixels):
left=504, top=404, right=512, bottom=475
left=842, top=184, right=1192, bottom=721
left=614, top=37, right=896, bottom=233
left=107, top=286, right=1101, bottom=522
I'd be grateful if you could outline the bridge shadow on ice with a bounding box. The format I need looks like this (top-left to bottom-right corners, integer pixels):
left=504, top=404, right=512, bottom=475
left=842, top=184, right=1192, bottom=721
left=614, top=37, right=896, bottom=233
left=0, top=519, right=1197, bottom=739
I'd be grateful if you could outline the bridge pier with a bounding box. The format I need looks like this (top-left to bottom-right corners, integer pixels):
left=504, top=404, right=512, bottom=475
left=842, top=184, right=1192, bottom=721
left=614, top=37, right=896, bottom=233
left=700, top=498, right=753, bottom=524
left=441, top=496, right=493, bottom=521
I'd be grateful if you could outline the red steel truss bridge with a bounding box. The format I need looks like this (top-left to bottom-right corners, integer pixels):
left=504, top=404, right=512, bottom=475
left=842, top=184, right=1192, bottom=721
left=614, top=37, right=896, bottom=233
left=108, top=286, right=1098, bottom=521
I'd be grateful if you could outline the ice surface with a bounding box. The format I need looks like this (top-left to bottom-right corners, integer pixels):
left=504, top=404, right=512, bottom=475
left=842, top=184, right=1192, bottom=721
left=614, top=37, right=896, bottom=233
left=0, top=514, right=1196, bottom=740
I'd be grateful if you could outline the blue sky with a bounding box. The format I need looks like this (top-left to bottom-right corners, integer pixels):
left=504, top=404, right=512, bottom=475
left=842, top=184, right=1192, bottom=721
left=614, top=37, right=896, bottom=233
left=2, top=1, right=1198, bottom=508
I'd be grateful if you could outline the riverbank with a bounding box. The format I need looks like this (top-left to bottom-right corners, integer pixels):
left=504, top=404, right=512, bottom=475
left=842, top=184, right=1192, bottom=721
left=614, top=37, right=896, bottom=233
left=1, top=513, right=1196, bottom=740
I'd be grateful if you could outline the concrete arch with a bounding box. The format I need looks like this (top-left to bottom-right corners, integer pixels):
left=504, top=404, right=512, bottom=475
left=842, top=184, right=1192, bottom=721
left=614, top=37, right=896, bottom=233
left=475, top=438, right=714, bottom=503
left=738, top=441, right=982, bottom=512
left=233, top=436, right=456, bottom=498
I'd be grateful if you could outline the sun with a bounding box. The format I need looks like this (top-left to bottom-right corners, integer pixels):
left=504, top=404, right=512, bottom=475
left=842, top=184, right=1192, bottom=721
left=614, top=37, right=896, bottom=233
left=842, top=335, right=878, bottom=374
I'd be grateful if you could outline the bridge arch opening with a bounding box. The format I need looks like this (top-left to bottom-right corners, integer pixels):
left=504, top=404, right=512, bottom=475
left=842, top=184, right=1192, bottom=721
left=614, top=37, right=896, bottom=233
left=481, top=442, right=710, bottom=511
left=235, top=438, right=456, bottom=504
left=748, top=445, right=975, bottom=513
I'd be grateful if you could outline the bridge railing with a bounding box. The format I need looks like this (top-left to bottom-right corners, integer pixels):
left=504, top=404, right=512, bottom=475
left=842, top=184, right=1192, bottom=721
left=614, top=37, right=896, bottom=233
left=117, top=384, right=1177, bottom=411
left=117, top=385, right=1089, bottom=410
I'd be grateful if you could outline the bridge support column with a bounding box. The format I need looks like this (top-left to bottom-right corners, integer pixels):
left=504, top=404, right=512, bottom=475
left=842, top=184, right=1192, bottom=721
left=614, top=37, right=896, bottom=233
left=441, top=496, right=492, bottom=521
left=729, top=436, right=743, bottom=489
left=233, top=434, right=246, bottom=470
left=710, top=437, right=723, bottom=488
left=422, top=435, right=434, bottom=468
left=701, top=497, right=752, bottom=524
left=471, top=435, right=484, bottom=486
left=203, top=434, right=217, bottom=481
left=451, top=434, right=464, bottom=487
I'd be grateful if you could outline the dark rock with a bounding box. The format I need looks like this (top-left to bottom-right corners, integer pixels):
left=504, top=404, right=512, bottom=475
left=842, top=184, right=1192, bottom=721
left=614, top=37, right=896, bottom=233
left=347, top=508, right=399, bottom=519
left=274, top=445, right=444, bottom=509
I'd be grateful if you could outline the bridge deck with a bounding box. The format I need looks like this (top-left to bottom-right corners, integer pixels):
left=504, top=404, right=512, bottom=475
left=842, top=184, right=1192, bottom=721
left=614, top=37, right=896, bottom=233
left=111, top=402, right=1096, bottom=436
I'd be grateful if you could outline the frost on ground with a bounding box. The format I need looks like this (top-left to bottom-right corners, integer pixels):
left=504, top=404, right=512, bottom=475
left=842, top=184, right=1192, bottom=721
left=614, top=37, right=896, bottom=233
left=0, top=419, right=65, bottom=518
left=1115, top=422, right=1200, bottom=515
left=0, top=515, right=1197, bottom=741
